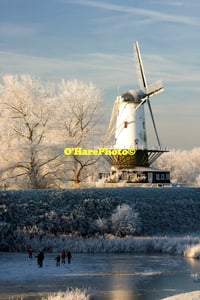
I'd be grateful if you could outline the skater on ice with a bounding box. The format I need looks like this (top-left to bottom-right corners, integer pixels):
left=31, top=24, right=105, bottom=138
left=55, top=255, right=60, bottom=267
left=27, top=246, right=33, bottom=259
left=37, top=251, right=44, bottom=268
left=67, top=250, right=72, bottom=264
left=61, top=250, right=66, bottom=264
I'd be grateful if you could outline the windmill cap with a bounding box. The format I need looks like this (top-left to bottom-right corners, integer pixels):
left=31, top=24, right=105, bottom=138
left=122, top=89, right=146, bottom=103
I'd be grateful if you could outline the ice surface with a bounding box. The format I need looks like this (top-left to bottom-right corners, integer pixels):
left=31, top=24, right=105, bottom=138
left=1, top=253, right=200, bottom=300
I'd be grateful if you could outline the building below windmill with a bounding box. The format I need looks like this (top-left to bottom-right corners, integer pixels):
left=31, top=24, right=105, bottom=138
left=98, top=167, right=170, bottom=186
left=97, top=41, right=170, bottom=187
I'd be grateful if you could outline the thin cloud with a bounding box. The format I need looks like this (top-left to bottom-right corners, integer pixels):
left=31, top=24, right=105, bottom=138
left=0, top=50, right=199, bottom=92
left=62, top=0, right=200, bottom=26
left=0, top=22, right=43, bottom=37
left=151, top=0, right=184, bottom=7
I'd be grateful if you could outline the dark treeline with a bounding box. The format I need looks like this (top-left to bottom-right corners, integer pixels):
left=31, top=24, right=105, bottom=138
left=1, top=188, right=200, bottom=251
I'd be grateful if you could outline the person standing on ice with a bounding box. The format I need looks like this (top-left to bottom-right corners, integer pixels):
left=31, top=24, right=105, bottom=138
left=67, top=250, right=72, bottom=264
left=55, top=255, right=60, bottom=267
left=37, top=251, right=44, bottom=268
left=61, top=250, right=66, bottom=264
left=27, top=246, right=33, bottom=259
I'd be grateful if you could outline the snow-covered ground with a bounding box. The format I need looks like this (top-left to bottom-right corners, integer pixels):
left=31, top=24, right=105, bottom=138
left=1, top=253, right=200, bottom=300
left=161, top=291, right=200, bottom=300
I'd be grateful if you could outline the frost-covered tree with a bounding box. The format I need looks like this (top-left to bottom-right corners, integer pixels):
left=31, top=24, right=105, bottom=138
left=0, top=75, right=104, bottom=189
left=0, top=74, right=61, bottom=189
left=111, top=204, right=140, bottom=237
left=96, top=217, right=108, bottom=234
left=154, top=147, right=200, bottom=186
left=57, top=80, right=102, bottom=185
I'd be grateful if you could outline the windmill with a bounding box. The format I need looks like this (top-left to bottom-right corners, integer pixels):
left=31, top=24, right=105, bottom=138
left=100, top=41, right=170, bottom=185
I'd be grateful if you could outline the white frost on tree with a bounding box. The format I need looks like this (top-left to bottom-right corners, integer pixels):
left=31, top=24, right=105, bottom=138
left=154, top=148, right=200, bottom=186
left=57, top=80, right=103, bottom=185
left=111, top=204, right=140, bottom=237
left=0, top=74, right=62, bottom=189
left=0, top=75, right=104, bottom=189
left=96, top=217, right=108, bottom=234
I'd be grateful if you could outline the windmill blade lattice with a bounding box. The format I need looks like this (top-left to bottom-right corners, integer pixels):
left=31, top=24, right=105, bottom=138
left=134, top=41, right=163, bottom=148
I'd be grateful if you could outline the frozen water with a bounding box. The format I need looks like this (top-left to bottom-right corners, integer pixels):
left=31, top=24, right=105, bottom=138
left=1, top=253, right=200, bottom=299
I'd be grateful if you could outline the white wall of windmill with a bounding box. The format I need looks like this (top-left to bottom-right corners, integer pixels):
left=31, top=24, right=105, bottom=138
left=135, top=105, right=148, bottom=149
left=114, top=100, right=147, bottom=149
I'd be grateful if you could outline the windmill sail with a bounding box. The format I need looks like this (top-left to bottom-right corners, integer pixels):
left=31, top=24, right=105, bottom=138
left=134, top=41, right=164, bottom=96
left=104, top=97, right=119, bottom=145
left=134, top=41, right=148, bottom=90
left=134, top=41, right=163, bottom=148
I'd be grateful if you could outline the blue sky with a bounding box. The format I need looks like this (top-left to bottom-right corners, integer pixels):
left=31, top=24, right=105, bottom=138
left=0, top=0, right=200, bottom=149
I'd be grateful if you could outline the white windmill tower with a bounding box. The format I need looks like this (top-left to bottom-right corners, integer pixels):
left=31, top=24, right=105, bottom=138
left=102, top=41, right=170, bottom=184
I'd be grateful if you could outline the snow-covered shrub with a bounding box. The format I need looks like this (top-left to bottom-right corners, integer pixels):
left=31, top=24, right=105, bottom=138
left=111, top=204, right=140, bottom=237
left=95, top=217, right=108, bottom=234
left=42, top=288, right=95, bottom=300
left=184, top=244, right=200, bottom=258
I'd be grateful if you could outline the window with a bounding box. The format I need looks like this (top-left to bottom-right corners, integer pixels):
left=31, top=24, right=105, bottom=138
left=156, top=174, right=160, bottom=180
left=161, top=174, right=165, bottom=180
left=124, top=121, right=128, bottom=128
